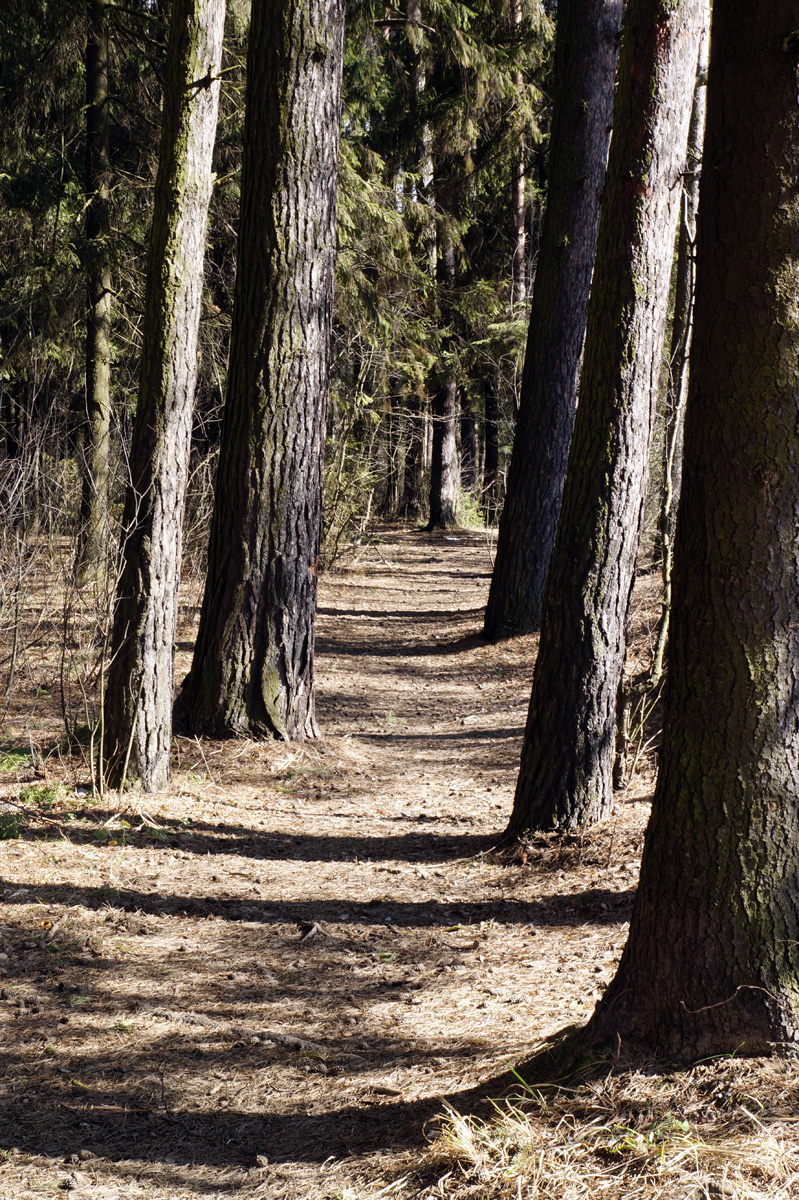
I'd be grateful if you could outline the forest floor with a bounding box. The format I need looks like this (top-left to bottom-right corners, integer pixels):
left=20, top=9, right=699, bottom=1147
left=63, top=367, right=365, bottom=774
left=0, top=526, right=797, bottom=1200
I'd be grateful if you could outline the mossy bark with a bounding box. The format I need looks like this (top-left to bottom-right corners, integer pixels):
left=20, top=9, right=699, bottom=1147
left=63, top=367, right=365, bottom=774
left=506, top=0, right=704, bottom=834
left=588, top=0, right=799, bottom=1057
left=483, top=0, right=624, bottom=640
left=77, top=0, right=112, bottom=583
left=174, top=0, right=345, bottom=740
left=103, top=0, right=225, bottom=790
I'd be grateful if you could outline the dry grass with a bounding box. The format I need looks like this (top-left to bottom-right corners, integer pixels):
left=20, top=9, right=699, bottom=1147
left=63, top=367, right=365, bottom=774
left=425, top=1056, right=799, bottom=1199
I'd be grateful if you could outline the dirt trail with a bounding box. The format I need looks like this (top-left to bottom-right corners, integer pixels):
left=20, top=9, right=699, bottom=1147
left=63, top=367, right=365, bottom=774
left=0, top=528, right=651, bottom=1199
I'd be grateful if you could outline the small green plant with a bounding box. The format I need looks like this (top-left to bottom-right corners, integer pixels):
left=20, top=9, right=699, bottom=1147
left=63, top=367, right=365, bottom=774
left=0, top=812, right=24, bottom=839
left=0, top=749, right=31, bottom=772
left=19, top=783, right=63, bottom=808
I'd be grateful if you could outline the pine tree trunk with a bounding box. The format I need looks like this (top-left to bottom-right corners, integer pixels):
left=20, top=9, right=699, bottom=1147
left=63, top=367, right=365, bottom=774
left=102, top=0, right=225, bottom=790
left=483, top=0, right=623, bottom=640
left=650, top=24, right=708, bottom=682
left=428, top=379, right=458, bottom=529
left=427, top=237, right=458, bottom=530
left=174, top=0, right=345, bottom=740
left=482, top=372, right=500, bottom=517
left=588, top=0, right=799, bottom=1058
left=401, top=384, right=426, bottom=519
left=510, top=0, right=526, bottom=312
left=77, top=0, right=112, bottom=583
left=460, top=391, right=478, bottom=495
left=506, top=0, right=704, bottom=835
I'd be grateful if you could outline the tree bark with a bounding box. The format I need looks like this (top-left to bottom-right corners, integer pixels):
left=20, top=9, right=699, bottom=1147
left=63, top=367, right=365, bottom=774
left=427, top=236, right=458, bottom=530
left=428, top=379, right=458, bottom=528
left=174, top=0, right=345, bottom=740
left=510, top=0, right=526, bottom=313
left=460, top=390, right=478, bottom=495
left=650, top=25, right=708, bottom=682
left=103, top=0, right=225, bottom=790
left=77, top=0, right=112, bottom=583
left=483, top=0, right=623, bottom=640
left=401, top=383, right=426, bottom=519
left=482, top=371, right=500, bottom=517
left=506, top=0, right=704, bottom=835
left=588, top=0, right=799, bottom=1059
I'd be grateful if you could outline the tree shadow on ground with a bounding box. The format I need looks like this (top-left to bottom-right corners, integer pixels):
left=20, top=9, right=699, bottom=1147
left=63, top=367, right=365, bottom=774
left=0, top=878, right=635, bottom=927
left=0, top=1055, right=538, bottom=1172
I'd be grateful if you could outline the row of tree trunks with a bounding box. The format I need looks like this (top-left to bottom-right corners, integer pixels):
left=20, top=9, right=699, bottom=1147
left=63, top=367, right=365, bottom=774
left=483, top=0, right=624, bottom=641
left=590, top=0, right=799, bottom=1059
left=77, top=0, right=113, bottom=584
left=103, top=0, right=226, bottom=790
left=174, top=0, right=345, bottom=741
left=506, top=0, right=705, bottom=834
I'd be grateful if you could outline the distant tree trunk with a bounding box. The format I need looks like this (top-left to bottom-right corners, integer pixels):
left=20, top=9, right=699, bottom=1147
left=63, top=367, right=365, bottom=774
left=174, top=0, right=345, bottom=740
left=102, top=0, right=225, bottom=790
left=460, top=391, right=478, bottom=494
left=588, top=0, right=799, bottom=1059
left=510, top=0, right=526, bottom=312
left=381, top=394, right=402, bottom=516
left=650, top=27, right=709, bottom=683
left=405, top=0, right=439, bottom=526
left=428, top=380, right=458, bottom=528
left=427, top=237, right=458, bottom=530
left=483, top=0, right=623, bottom=640
left=77, top=0, right=112, bottom=582
left=482, top=371, right=500, bottom=517
left=401, top=384, right=426, bottom=519
left=506, top=0, right=704, bottom=835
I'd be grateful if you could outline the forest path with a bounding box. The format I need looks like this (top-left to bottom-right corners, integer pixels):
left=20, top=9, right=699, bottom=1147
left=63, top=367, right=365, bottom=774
left=0, top=528, right=650, bottom=1200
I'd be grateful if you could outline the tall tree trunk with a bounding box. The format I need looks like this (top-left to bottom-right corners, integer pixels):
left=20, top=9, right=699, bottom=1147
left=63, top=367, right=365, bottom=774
left=428, top=380, right=458, bottom=528
left=401, top=383, right=426, bottom=519
left=588, top=0, right=799, bottom=1059
left=510, top=0, right=526, bottom=313
left=482, top=371, right=500, bottom=518
left=405, top=0, right=438, bottom=526
left=506, top=0, right=704, bottom=835
left=102, top=0, right=225, bottom=790
left=77, top=0, right=112, bottom=583
left=174, top=0, right=345, bottom=740
left=427, top=236, right=458, bottom=530
left=650, top=26, right=708, bottom=683
left=460, top=390, right=478, bottom=495
left=483, top=0, right=623, bottom=640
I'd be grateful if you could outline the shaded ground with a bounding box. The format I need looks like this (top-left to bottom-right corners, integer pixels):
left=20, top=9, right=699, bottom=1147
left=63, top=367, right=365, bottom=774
left=0, top=528, right=669, bottom=1198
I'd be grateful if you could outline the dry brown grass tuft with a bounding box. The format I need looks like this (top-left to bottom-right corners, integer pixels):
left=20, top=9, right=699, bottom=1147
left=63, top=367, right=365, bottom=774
left=425, top=1056, right=799, bottom=1200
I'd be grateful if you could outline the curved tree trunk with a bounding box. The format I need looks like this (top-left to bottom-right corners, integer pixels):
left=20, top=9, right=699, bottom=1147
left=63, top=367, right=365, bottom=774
left=483, top=0, right=623, bottom=640
left=77, top=0, right=112, bottom=583
left=174, top=0, right=345, bottom=740
left=102, top=0, right=225, bottom=790
left=588, top=0, right=799, bottom=1059
left=506, top=0, right=704, bottom=835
